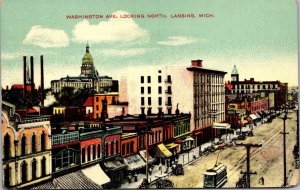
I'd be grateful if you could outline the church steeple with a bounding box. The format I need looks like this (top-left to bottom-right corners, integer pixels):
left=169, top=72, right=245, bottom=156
left=231, top=65, right=239, bottom=82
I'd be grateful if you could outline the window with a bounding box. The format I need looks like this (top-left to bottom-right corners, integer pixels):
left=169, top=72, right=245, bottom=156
left=141, top=76, right=144, bottom=83
left=21, top=161, right=27, bottom=183
left=158, top=76, right=162, bottom=83
left=148, top=87, right=151, bottom=94
left=93, top=145, right=96, bottom=160
left=158, top=97, right=162, bottom=106
left=97, top=144, right=101, bottom=159
left=158, top=70, right=161, bottom=73
left=147, top=76, right=151, bottom=83
left=130, top=142, right=134, bottom=153
left=106, top=143, right=109, bottom=156
left=32, top=158, right=37, bottom=180
left=122, top=144, right=126, bottom=155
left=87, top=146, right=91, bottom=161
left=148, top=97, right=151, bottom=105
left=158, top=86, right=162, bottom=94
left=167, top=75, right=171, bottom=82
left=4, top=134, right=10, bottom=160
left=41, top=131, right=46, bottom=151
left=96, top=97, right=99, bottom=102
left=4, top=166, right=10, bottom=187
left=116, top=140, right=119, bottom=154
left=111, top=141, right=114, bottom=155
left=96, top=105, right=99, bottom=111
left=41, top=157, right=46, bottom=177
left=21, top=134, right=26, bottom=156
left=82, top=147, right=86, bottom=163
left=126, top=143, right=130, bottom=155
left=31, top=133, right=36, bottom=153
left=141, top=97, right=145, bottom=106
left=141, top=87, right=144, bottom=94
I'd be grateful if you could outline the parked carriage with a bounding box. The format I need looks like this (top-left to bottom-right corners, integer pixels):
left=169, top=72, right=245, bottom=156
left=203, top=163, right=227, bottom=188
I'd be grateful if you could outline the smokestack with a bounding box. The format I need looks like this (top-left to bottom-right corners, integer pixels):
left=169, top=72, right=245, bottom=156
left=23, top=56, right=27, bottom=99
left=40, top=55, right=44, bottom=107
left=30, top=56, right=34, bottom=105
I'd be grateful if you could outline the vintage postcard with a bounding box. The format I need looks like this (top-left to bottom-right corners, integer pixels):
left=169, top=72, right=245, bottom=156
left=1, top=0, right=299, bottom=189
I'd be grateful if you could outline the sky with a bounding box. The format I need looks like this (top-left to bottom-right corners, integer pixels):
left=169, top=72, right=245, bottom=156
left=1, top=0, right=298, bottom=88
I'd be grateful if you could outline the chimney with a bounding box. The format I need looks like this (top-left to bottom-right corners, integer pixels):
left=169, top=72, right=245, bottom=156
left=30, top=56, right=34, bottom=104
left=191, top=60, right=203, bottom=67
left=40, top=55, right=44, bottom=107
left=23, top=56, right=27, bottom=99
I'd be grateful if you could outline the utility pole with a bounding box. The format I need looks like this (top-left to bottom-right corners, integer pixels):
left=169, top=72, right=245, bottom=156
left=280, top=104, right=290, bottom=187
left=236, top=143, right=262, bottom=188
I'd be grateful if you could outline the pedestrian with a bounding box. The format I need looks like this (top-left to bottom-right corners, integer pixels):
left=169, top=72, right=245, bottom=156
left=261, top=177, right=264, bottom=185
left=128, top=173, right=132, bottom=183
left=134, top=172, right=138, bottom=182
left=158, top=162, right=162, bottom=171
left=149, top=167, right=153, bottom=175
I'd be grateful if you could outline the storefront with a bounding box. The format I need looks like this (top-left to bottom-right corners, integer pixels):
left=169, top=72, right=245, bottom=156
left=102, top=159, right=126, bottom=188
left=212, top=123, right=231, bottom=142
left=156, top=143, right=172, bottom=165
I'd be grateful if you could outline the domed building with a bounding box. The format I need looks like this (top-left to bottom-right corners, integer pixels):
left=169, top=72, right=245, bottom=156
left=51, top=44, right=118, bottom=93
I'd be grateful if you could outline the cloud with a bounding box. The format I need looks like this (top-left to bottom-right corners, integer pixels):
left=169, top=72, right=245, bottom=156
left=72, top=10, right=149, bottom=43
left=23, top=25, right=69, bottom=48
left=100, top=48, right=154, bottom=57
left=1, top=52, right=23, bottom=60
left=158, top=36, right=198, bottom=46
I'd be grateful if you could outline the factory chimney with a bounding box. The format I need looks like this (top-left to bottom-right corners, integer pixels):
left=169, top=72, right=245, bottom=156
left=40, top=55, right=44, bottom=107
left=30, top=56, right=34, bottom=104
left=23, top=56, right=27, bottom=100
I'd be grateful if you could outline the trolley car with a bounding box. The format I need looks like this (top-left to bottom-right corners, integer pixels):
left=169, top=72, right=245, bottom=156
left=203, top=163, right=227, bottom=188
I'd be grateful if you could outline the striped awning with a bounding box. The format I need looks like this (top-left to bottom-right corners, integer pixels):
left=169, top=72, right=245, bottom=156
left=139, top=150, right=156, bottom=164
left=81, top=164, right=110, bottom=186
left=123, top=154, right=146, bottom=171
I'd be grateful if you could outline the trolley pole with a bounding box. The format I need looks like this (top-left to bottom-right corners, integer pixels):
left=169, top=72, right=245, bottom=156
left=236, top=143, right=262, bottom=188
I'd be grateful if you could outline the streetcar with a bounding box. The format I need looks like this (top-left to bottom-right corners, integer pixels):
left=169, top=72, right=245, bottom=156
left=203, top=163, right=227, bottom=188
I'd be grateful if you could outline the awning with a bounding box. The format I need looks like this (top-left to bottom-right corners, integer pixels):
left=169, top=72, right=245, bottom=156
left=53, top=170, right=103, bottom=189
left=139, top=150, right=156, bottom=164
left=249, top=114, right=258, bottom=120
left=123, top=154, right=146, bottom=171
left=157, top=143, right=172, bottom=158
left=255, top=113, right=261, bottom=119
left=212, top=123, right=231, bottom=129
left=103, top=160, right=127, bottom=171
left=184, top=136, right=195, bottom=141
left=81, top=164, right=111, bottom=186
left=165, top=143, right=179, bottom=149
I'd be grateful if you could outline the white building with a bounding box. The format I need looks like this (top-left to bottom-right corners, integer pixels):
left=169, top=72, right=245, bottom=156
left=123, top=60, right=227, bottom=145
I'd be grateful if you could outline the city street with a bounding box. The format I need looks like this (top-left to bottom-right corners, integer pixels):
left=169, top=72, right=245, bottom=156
left=170, top=111, right=299, bottom=188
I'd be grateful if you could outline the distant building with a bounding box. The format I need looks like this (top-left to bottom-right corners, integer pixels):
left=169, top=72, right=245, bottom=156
left=82, top=93, right=128, bottom=120
left=2, top=101, right=52, bottom=189
left=51, top=44, right=118, bottom=93
left=226, top=65, right=288, bottom=110
left=123, top=60, right=227, bottom=145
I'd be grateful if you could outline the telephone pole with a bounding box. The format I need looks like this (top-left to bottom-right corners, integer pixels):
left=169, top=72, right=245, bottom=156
left=280, top=104, right=290, bottom=187
left=236, top=143, right=262, bottom=188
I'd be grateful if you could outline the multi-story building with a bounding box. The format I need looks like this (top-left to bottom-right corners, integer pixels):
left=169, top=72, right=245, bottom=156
left=227, top=65, right=288, bottom=110
left=124, top=60, right=227, bottom=145
left=51, top=44, right=118, bottom=94
left=2, top=101, right=52, bottom=189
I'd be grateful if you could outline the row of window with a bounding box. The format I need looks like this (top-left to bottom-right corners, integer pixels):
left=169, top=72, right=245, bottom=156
left=4, top=132, right=47, bottom=159
left=82, top=144, right=101, bottom=163
left=140, top=75, right=172, bottom=84
left=4, top=157, right=47, bottom=187
left=141, top=97, right=172, bottom=106
left=140, top=86, right=172, bottom=95
left=232, top=84, right=277, bottom=90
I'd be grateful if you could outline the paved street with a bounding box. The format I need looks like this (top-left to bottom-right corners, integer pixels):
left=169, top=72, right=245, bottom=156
left=169, top=111, right=299, bottom=188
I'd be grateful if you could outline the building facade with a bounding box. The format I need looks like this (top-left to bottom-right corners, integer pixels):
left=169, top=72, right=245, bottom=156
left=124, top=60, right=226, bottom=145
left=2, top=102, right=52, bottom=189
left=51, top=44, right=118, bottom=94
